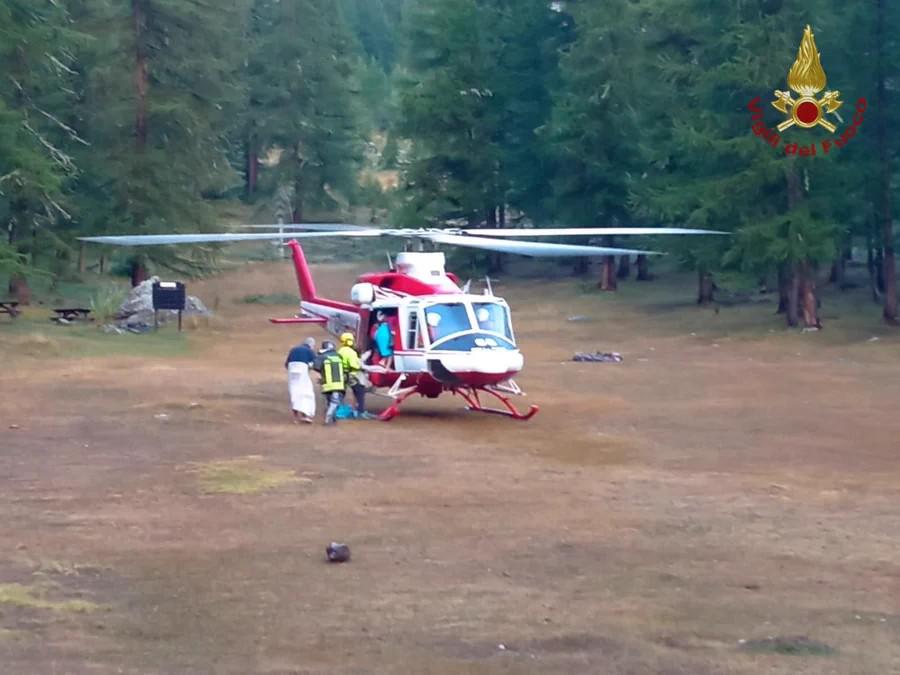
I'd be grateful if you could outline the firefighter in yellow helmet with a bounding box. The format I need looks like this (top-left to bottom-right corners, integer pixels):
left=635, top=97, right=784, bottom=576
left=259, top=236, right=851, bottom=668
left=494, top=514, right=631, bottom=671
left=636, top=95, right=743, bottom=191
left=337, top=332, right=375, bottom=420
left=314, top=340, right=346, bottom=425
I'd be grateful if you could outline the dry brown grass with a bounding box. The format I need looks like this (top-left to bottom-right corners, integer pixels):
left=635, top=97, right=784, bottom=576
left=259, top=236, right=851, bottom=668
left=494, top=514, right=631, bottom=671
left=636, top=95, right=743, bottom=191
left=1, top=260, right=899, bottom=674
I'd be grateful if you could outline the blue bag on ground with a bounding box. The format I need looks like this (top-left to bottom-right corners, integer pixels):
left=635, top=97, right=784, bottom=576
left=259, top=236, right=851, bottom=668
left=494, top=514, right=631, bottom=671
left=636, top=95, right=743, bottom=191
left=335, top=403, right=355, bottom=420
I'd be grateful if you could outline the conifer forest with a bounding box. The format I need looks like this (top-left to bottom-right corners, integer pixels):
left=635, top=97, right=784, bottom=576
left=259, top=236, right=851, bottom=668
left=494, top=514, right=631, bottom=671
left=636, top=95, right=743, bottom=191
left=1, top=0, right=898, bottom=327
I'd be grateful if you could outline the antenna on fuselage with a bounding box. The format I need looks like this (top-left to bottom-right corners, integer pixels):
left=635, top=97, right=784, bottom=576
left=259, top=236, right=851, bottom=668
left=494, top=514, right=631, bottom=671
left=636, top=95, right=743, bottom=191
left=462, top=279, right=472, bottom=293
left=386, top=252, right=394, bottom=271
left=484, top=276, right=493, bottom=296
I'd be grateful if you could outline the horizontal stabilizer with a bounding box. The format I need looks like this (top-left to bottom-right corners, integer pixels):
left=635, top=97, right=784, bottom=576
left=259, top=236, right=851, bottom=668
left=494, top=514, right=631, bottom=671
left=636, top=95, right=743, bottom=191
left=269, top=317, right=328, bottom=325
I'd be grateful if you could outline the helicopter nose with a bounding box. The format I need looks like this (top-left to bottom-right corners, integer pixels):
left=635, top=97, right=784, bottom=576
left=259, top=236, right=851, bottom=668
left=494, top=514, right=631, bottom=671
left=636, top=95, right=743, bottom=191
left=428, top=350, right=524, bottom=385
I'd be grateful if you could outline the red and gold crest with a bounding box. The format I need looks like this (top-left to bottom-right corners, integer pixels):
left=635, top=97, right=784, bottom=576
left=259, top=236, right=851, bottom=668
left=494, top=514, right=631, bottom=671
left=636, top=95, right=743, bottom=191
left=772, top=25, right=843, bottom=133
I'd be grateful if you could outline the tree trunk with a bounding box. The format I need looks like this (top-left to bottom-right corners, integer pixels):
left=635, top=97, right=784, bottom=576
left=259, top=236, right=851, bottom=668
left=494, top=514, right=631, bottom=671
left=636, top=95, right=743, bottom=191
left=636, top=254, right=650, bottom=281
left=130, top=258, right=147, bottom=287
left=877, top=0, right=897, bottom=323
left=78, top=241, right=86, bottom=275
left=6, top=223, right=31, bottom=303
left=598, top=256, right=617, bottom=291
left=829, top=253, right=846, bottom=287
left=99, top=255, right=106, bottom=275
left=798, top=260, right=821, bottom=329
left=784, top=163, right=816, bottom=327
left=133, top=0, right=148, bottom=150
left=292, top=178, right=303, bottom=223
left=8, top=275, right=31, bottom=305
left=867, top=238, right=881, bottom=302
left=875, top=249, right=886, bottom=293
left=617, top=255, right=631, bottom=279
left=697, top=270, right=715, bottom=305
left=777, top=263, right=789, bottom=313
left=786, top=265, right=800, bottom=327
left=246, top=142, right=259, bottom=197
left=486, top=206, right=504, bottom=274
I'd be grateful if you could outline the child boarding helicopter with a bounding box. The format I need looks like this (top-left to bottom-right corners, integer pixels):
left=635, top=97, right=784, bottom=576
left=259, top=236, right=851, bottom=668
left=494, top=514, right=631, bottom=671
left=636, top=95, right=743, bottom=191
left=80, top=223, right=722, bottom=421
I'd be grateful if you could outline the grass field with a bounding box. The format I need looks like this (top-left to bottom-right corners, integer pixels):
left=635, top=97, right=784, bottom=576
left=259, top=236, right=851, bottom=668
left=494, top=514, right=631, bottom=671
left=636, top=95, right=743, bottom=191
left=2, top=254, right=899, bottom=674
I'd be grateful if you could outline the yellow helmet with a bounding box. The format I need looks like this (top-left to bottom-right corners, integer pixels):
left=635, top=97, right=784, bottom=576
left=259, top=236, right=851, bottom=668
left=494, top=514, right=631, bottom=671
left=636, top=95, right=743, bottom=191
left=339, top=332, right=355, bottom=346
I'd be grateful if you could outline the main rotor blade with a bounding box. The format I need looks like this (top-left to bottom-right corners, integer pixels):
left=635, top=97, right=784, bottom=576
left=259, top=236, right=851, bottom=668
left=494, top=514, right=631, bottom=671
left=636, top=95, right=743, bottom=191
left=77, top=231, right=383, bottom=246
left=240, top=223, right=375, bottom=232
left=419, top=232, right=662, bottom=258
left=457, top=227, right=727, bottom=237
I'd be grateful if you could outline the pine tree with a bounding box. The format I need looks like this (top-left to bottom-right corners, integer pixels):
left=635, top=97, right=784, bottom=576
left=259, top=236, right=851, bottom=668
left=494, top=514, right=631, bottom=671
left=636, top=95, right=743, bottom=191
left=395, top=0, right=502, bottom=230
left=0, top=0, right=81, bottom=299
left=874, top=0, right=898, bottom=323
left=488, top=0, right=568, bottom=222
left=632, top=0, right=841, bottom=326
left=247, top=0, right=362, bottom=220
left=68, top=0, right=250, bottom=284
left=545, top=0, right=645, bottom=290
left=395, top=0, right=565, bottom=246
left=339, top=0, right=396, bottom=71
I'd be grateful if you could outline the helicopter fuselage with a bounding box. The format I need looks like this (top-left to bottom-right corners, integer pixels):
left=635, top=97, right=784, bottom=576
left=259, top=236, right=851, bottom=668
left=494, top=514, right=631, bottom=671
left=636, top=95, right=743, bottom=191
left=272, top=242, right=537, bottom=420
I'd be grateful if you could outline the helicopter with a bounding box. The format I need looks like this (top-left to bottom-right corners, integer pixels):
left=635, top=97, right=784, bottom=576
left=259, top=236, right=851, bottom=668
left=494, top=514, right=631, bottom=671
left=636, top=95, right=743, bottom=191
left=80, top=223, right=723, bottom=421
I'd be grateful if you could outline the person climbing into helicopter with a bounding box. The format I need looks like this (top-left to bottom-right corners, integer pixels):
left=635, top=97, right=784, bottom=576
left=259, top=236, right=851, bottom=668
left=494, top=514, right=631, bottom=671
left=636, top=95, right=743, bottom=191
left=314, top=340, right=346, bottom=425
left=338, top=332, right=376, bottom=420
left=369, top=310, right=395, bottom=371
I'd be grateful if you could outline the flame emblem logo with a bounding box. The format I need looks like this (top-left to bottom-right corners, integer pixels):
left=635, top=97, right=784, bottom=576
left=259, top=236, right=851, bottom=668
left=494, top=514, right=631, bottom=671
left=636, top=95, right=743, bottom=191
left=772, top=25, right=843, bottom=133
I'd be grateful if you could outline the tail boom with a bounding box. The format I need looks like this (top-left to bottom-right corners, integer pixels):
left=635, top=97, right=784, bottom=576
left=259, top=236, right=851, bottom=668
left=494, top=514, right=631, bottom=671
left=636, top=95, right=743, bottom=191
left=287, top=240, right=357, bottom=312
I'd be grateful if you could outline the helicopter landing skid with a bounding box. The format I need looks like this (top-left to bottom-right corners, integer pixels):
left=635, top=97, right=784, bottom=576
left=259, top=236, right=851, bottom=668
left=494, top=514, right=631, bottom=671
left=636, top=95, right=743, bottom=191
left=454, top=386, right=539, bottom=421
left=376, top=383, right=539, bottom=422
left=377, top=388, right=419, bottom=421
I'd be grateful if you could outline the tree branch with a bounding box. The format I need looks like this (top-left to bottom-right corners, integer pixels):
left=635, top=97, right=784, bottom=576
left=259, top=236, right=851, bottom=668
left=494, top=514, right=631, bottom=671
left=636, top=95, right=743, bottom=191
left=23, top=121, right=77, bottom=172
left=46, top=53, right=78, bottom=76
left=35, top=107, right=90, bottom=146
left=43, top=192, right=72, bottom=220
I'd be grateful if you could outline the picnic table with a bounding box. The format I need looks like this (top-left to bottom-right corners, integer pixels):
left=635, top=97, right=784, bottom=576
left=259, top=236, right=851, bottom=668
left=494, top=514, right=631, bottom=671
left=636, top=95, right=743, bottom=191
left=51, top=307, right=93, bottom=322
left=0, top=300, right=21, bottom=319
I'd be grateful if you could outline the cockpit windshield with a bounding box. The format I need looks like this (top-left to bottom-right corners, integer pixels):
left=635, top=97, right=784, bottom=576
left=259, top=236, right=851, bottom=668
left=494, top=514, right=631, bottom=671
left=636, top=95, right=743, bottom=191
left=424, top=303, right=472, bottom=342
left=473, top=302, right=511, bottom=339
left=422, top=300, right=516, bottom=349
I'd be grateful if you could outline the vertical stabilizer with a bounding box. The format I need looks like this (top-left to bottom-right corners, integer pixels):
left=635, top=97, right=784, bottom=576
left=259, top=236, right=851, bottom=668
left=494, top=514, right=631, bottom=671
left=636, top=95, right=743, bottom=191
left=288, top=240, right=317, bottom=301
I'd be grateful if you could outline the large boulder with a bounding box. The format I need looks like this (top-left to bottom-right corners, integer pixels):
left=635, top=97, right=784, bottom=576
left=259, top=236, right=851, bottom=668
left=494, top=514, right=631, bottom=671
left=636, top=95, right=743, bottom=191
left=113, top=276, right=211, bottom=329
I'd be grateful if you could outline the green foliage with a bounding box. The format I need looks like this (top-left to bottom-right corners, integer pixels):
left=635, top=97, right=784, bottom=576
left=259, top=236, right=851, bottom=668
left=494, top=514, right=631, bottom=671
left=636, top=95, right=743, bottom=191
left=339, top=0, right=397, bottom=71
left=626, top=0, right=850, bottom=283
left=70, top=0, right=249, bottom=237
left=0, top=0, right=80, bottom=268
left=88, top=283, right=127, bottom=322
left=247, top=0, right=364, bottom=218
left=395, top=0, right=565, bottom=228
left=0, top=242, right=28, bottom=277
left=545, top=0, right=642, bottom=226
left=1, top=0, right=897, bottom=329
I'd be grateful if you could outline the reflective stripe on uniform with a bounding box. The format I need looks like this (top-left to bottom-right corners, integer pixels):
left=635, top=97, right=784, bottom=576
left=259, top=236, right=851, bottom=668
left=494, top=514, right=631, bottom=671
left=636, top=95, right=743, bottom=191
left=321, top=354, right=346, bottom=393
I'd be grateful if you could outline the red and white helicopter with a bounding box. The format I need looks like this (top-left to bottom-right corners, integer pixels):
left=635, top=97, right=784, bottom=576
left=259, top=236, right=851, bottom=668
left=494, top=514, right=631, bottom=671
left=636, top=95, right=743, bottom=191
left=80, top=224, right=721, bottom=421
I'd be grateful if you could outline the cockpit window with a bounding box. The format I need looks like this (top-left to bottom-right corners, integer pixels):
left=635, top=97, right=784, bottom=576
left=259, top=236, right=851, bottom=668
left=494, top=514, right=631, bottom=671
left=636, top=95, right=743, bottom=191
left=473, top=303, right=511, bottom=339
left=424, top=303, right=472, bottom=341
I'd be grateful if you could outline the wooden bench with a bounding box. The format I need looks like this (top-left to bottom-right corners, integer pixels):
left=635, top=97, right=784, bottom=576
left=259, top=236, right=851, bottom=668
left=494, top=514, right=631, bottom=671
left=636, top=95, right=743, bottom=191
left=0, top=300, right=21, bottom=319
left=51, top=307, right=93, bottom=323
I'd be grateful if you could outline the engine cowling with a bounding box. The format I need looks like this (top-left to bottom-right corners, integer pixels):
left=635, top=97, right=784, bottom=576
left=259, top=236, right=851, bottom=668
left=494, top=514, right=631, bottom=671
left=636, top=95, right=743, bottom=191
left=350, top=283, right=375, bottom=305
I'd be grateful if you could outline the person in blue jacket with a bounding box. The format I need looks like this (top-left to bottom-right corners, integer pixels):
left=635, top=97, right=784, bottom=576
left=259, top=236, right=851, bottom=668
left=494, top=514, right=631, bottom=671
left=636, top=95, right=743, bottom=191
left=371, top=310, right=395, bottom=371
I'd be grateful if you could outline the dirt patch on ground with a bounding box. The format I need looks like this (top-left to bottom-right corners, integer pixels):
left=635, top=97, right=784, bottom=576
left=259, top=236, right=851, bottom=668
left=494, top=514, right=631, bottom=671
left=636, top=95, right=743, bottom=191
left=2, top=260, right=899, bottom=674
